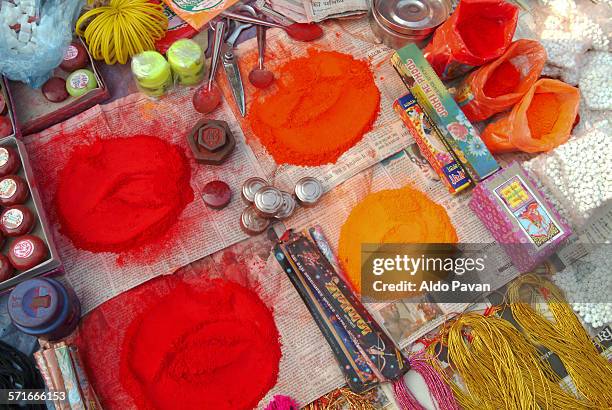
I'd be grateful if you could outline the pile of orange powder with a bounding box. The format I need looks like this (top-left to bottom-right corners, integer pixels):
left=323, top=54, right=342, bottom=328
left=338, top=186, right=458, bottom=292
left=249, top=49, right=381, bottom=166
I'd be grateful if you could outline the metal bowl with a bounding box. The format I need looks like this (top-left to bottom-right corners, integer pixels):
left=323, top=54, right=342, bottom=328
left=373, top=0, right=450, bottom=35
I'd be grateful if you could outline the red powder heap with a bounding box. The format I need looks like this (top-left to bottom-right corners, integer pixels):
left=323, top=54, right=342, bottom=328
left=55, top=135, right=193, bottom=253
left=483, top=61, right=521, bottom=97
left=120, top=279, right=281, bottom=410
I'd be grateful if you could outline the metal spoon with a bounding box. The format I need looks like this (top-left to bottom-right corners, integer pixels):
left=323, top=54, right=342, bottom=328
left=193, top=20, right=226, bottom=114
left=248, top=24, right=275, bottom=89
left=221, top=10, right=323, bottom=42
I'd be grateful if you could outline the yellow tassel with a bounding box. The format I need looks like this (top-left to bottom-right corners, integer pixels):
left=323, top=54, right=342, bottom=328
left=428, top=312, right=596, bottom=409
left=508, top=274, right=612, bottom=408
left=76, top=0, right=168, bottom=65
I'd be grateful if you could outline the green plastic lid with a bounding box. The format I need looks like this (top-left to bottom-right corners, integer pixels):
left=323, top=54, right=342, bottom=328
left=167, top=39, right=203, bottom=72
left=131, top=51, right=172, bottom=89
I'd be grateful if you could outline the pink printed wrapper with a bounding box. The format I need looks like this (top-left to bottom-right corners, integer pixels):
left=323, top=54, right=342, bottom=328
left=469, top=162, right=572, bottom=273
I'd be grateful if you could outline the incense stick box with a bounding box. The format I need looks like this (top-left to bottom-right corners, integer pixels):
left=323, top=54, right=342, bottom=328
left=391, top=44, right=500, bottom=182
left=469, top=163, right=571, bottom=273
left=394, top=92, right=471, bottom=194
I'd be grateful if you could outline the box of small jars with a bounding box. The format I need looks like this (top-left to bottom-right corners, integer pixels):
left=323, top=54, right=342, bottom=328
left=0, top=136, right=62, bottom=292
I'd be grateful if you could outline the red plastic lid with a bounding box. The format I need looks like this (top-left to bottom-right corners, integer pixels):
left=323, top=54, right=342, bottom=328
left=202, top=180, right=231, bottom=209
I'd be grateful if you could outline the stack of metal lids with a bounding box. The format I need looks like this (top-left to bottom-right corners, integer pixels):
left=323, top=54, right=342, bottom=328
left=240, top=176, right=324, bottom=236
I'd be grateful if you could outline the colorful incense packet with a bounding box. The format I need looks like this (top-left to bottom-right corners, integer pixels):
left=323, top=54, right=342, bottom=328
left=391, top=44, right=500, bottom=182
left=274, top=229, right=408, bottom=392
left=469, top=163, right=572, bottom=273
left=394, top=92, right=471, bottom=194
left=275, top=242, right=379, bottom=393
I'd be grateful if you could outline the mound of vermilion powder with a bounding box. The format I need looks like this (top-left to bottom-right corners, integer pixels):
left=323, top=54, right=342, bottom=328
left=54, top=135, right=193, bottom=253
left=483, top=61, right=521, bottom=98
left=119, top=279, right=281, bottom=410
left=249, top=49, right=380, bottom=166
left=456, top=1, right=515, bottom=59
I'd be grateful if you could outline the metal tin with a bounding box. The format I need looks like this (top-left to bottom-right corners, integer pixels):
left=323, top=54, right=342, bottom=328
left=240, top=206, right=271, bottom=236
left=254, top=185, right=284, bottom=218
left=370, top=0, right=450, bottom=49
left=8, top=278, right=81, bottom=341
left=275, top=191, right=297, bottom=220
left=241, top=177, right=267, bottom=204
left=295, top=177, right=324, bottom=207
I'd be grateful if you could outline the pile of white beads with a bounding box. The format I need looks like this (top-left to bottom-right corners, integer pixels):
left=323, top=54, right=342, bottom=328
left=553, top=245, right=612, bottom=328
left=525, top=127, right=612, bottom=228
left=579, top=52, right=612, bottom=111
left=536, top=0, right=610, bottom=86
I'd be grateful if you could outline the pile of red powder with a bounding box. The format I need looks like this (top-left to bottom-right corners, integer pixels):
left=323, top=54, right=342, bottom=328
left=54, top=135, right=193, bottom=253
left=119, top=279, right=281, bottom=410
left=483, top=61, right=521, bottom=97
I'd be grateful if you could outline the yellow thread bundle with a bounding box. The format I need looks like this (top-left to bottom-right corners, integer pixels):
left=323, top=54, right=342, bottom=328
left=76, top=0, right=168, bottom=65
left=508, top=274, right=612, bottom=408
left=429, top=312, right=596, bottom=409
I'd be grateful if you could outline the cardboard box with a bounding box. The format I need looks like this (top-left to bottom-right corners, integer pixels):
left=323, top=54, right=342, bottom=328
left=394, top=92, right=471, bottom=194
left=1, top=76, right=20, bottom=139
left=469, top=163, right=571, bottom=273
left=0, top=136, right=63, bottom=293
left=9, top=38, right=110, bottom=136
left=391, top=44, right=500, bottom=182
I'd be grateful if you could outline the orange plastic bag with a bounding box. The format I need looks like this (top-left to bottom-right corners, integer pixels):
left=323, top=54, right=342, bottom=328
left=423, top=0, right=519, bottom=81
left=455, top=40, right=547, bottom=122
left=482, top=79, right=580, bottom=154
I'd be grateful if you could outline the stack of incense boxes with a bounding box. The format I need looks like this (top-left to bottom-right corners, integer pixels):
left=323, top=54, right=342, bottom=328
left=391, top=44, right=500, bottom=184
left=34, top=341, right=101, bottom=410
left=275, top=226, right=408, bottom=392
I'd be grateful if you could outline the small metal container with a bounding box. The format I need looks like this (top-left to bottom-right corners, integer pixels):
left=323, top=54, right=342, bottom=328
left=369, top=0, right=450, bottom=49
left=275, top=191, right=297, bottom=220
left=240, top=206, right=271, bottom=236
left=254, top=186, right=284, bottom=218
left=241, top=177, right=267, bottom=204
left=295, top=177, right=324, bottom=207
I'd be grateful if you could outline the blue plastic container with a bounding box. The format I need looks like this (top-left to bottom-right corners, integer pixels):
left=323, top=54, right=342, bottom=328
left=7, top=278, right=81, bottom=341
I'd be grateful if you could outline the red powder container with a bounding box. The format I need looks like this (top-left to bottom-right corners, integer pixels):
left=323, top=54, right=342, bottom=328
left=8, top=235, right=48, bottom=271
left=0, top=175, right=29, bottom=206
left=0, top=147, right=20, bottom=177
left=1, top=205, right=35, bottom=237
left=0, top=253, right=14, bottom=282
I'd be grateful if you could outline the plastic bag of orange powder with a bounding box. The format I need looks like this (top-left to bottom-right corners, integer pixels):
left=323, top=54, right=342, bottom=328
left=481, top=79, right=580, bottom=154
left=423, top=0, right=519, bottom=81
left=455, top=40, right=547, bottom=122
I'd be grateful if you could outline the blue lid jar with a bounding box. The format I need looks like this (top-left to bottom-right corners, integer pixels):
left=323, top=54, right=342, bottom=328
left=8, top=278, right=81, bottom=341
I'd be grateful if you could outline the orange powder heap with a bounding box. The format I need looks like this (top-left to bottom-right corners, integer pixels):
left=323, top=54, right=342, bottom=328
left=249, top=49, right=381, bottom=166
left=483, top=61, right=521, bottom=97
left=338, top=186, right=457, bottom=292
left=526, top=93, right=561, bottom=139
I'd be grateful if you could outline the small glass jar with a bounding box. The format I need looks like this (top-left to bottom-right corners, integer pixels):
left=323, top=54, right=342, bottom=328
left=167, top=39, right=205, bottom=86
left=131, top=51, right=174, bottom=98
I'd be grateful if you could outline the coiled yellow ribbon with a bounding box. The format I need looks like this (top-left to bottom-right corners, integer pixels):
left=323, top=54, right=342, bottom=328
left=76, top=0, right=168, bottom=65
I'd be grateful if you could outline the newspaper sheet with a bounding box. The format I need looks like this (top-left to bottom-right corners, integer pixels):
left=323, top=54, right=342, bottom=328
left=218, top=18, right=413, bottom=193
left=284, top=144, right=521, bottom=348
left=22, top=90, right=268, bottom=314
left=256, top=0, right=368, bottom=23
